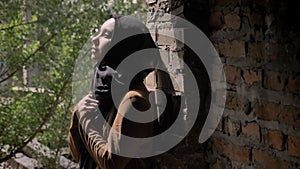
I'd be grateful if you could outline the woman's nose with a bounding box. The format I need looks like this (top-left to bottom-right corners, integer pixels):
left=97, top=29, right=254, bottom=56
left=92, top=35, right=100, bottom=45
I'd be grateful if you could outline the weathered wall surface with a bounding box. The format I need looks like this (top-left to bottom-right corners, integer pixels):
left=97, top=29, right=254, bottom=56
left=208, top=0, right=300, bottom=168
left=146, top=0, right=210, bottom=168
left=147, top=0, right=300, bottom=168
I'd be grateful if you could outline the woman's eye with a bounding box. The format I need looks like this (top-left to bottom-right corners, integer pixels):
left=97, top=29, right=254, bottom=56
left=104, top=32, right=112, bottom=38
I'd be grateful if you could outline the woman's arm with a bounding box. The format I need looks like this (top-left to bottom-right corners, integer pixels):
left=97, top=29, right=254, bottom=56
left=68, top=93, right=99, bottom=163
left=68, top=107, right=83, bottom=162
left=76, top=89, right=153, bottom=169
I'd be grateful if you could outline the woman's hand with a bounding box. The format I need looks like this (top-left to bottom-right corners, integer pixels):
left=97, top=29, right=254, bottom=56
left=77, top=93, right=99, bottom=113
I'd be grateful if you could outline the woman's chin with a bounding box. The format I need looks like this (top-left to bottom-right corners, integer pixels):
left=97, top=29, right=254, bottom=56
left=91, top=55, right=104, bottom=62
left=91, top=55, right=97, bottom=61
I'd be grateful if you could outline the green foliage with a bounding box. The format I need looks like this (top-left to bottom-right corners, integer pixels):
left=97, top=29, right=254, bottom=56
left=0, top=0, right=147, bottom=166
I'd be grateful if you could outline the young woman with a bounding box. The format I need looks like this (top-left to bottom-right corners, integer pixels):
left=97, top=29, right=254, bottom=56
left=68, top=15, right=178, bottom=169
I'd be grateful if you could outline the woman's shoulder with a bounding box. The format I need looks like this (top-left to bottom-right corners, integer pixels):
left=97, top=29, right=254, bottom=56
left=125, top=87, right=150, bottom=112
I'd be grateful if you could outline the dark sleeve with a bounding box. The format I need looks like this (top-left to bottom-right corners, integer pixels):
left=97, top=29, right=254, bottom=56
left=68, top=107, right=84, bottom=162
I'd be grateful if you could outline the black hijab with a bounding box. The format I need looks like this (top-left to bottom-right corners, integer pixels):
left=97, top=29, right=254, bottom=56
left=92, top=15, right=160, bottom=113
left=100, top=15, right=157, bottom=69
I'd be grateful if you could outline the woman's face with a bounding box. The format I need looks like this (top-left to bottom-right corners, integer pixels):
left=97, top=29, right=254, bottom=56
left=91, top=18, right=115, bottom=62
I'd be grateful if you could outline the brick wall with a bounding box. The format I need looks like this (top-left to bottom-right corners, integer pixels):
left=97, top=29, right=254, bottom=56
left=146, top=0, right=209, bottom=168
left=146, top=0, right=300, bottom=168
left=208, top=0, right=300, bottom=168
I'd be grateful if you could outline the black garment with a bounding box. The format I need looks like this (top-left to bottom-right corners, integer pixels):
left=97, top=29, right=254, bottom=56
left=92, top=15, right=160, bottom=119
left=100, top=16, right=157, bottom=70
left=78, top=15, right=172, bottom=169
left=80, top=149, right=97, bottom=169
left=92, top=65, right=116, bottom=116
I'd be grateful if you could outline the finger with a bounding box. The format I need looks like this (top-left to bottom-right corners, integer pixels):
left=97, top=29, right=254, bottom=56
left=85, top=94, right=98, bottom=100
left=83, top=93, right=93, bottom=99
left=85, top=98, right=99, bottom=104
left=88, top=93, right=94, bottom=98
left=82, top=106, right=98, bottom=111
left=85, top=102, right=99, bottom=107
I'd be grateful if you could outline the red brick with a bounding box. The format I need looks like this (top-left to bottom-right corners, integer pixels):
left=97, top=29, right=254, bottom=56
left=242, top=122, right=261, bottom=142
left=209, top=159, right=222, bottom=169
left=287, top=76, right=300, bottom=94
left=264, top=71, right=286, bottom=91
left=252, top=149, right=290, bottom=169
left=264, top=130, right=285, bottom=151
left=218, top=40, right=245, bottom=57
left=254, top=42, right=278, bottom=61
left=288, top=136, right=300, bottom=158
left=281, top=107, right=300, bottom=128
left=214, top=138, right=250, bottom=162
left=267, top=43, right=280, bottom=60
left=226, top=92, right=244, bottom=110
left=224, top=13, right=241, bottom=30
left=226, top=118, right=241, bottom=136
left=254, top=102, right=282, bottom=121
left=209, top=11, right=223, bottom=29
left=224, top=144, right=250, bottom=163
left=242, top=70, right=262, bottom=85
left=255, top=103, right=300, bottom=128
left=247, top=13, right=263, bottom=27
left=216, top=118, right=223, bottom=132
left=248, top=42, right=267, bottom=61
left=224, top=65, right=241, bottom=85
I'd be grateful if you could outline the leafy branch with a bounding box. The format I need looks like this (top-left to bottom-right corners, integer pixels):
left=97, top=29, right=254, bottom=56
left=0, top=20, right=41, bottom=31
left=0, top=33, right=57, bottom=84
left=0, top=74, right=72, bottom=163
